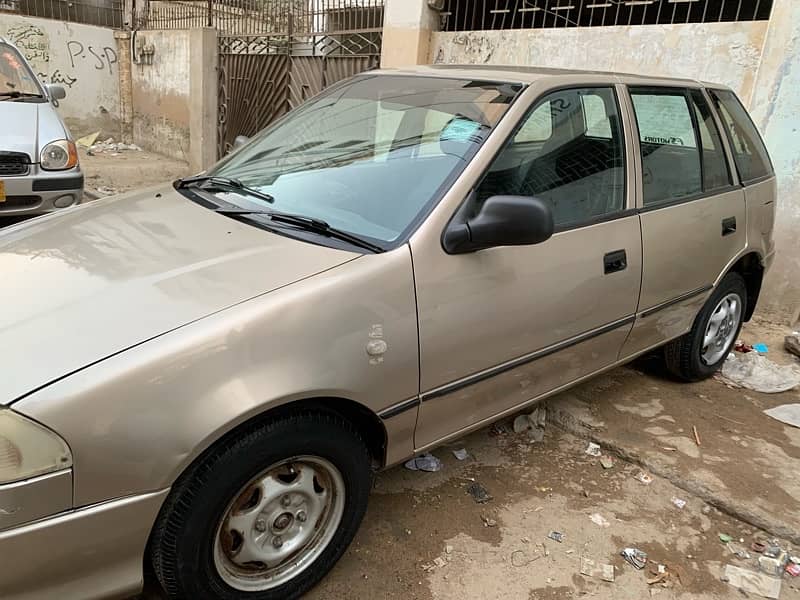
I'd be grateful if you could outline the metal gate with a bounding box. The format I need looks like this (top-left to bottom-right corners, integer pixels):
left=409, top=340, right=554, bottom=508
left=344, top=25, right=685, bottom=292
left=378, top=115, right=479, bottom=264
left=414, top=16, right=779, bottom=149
left=216, top=1, right=384, bottom=157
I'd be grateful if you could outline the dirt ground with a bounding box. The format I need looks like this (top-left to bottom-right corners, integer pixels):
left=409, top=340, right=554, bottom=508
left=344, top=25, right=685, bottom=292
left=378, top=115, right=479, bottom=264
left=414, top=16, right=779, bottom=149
left=79, top=146, right=190, bottom=197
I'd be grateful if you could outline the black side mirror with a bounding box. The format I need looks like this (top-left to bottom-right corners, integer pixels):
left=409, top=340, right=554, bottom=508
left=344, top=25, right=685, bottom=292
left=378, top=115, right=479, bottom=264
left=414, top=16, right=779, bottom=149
left=232, top=135, right=250, bottom=150
left=443, top=195, right=554, bottom=254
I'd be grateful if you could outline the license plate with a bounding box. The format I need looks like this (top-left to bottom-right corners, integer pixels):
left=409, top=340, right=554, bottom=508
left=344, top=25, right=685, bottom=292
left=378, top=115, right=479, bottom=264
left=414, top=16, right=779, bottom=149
left=0, top=179, right=5, bottom=203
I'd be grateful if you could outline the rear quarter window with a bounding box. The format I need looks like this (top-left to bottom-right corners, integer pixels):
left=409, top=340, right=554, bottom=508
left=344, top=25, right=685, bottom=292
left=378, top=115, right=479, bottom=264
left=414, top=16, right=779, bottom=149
left=708, top=89, right=773, bottom=184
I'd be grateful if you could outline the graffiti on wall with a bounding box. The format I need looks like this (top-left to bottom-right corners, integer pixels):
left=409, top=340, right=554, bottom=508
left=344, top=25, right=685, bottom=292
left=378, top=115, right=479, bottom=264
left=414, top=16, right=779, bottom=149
left=3, top=23, right=117, bottom=89
left=66, top=40, right=118, bottom=75
left=6, top=24, right=50, bottom=62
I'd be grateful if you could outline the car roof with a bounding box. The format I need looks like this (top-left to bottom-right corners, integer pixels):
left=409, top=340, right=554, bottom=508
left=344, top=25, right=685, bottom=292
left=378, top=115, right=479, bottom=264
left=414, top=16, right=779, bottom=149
left=370, top=64, right=729, bottom=91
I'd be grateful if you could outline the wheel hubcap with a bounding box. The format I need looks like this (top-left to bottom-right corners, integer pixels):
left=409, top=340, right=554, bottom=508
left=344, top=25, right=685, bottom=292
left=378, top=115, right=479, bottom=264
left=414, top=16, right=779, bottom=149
left=701, top=293, right=742, bottom=365
left=213, top=456, right=346, bottom=592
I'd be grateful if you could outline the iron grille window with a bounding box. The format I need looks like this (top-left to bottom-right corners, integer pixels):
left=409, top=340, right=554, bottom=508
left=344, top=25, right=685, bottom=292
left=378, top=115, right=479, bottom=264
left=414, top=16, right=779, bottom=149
left=5, top=0, right=123, bottom=28
left=440, top=0, right=773, bottom=31
left=142, top=0, right=384, bottom=36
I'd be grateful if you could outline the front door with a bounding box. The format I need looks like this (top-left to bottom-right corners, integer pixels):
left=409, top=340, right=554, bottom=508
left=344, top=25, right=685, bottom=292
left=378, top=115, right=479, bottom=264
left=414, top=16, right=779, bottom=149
left=412, top=86, right=643, bottom=448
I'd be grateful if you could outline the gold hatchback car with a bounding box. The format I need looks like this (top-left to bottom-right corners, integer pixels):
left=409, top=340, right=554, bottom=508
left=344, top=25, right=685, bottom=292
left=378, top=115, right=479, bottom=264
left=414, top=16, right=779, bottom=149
left=0, top=66, right=775, bottom=600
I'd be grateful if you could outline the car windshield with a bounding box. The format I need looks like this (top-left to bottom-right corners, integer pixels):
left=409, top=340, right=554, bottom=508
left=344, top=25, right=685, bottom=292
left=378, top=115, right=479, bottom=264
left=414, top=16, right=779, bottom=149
left=0, top=44, right=42, bottom=97
left=207, top=75, right=522, bottom=244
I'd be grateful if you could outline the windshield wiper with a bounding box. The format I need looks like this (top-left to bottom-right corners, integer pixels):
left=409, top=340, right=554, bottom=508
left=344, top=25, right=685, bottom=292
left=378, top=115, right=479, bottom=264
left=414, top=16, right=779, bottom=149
left=0, top=91, right=43, bottom=100
left=215, top=208, right=384, bottom=254
left=177, top=175, right=275, bottom=204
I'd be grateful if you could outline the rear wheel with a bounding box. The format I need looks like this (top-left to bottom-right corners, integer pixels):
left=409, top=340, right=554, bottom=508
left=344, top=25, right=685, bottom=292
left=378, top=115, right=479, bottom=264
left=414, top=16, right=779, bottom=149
left=664, top=272, right=747, bottom=382
left=150, top=412, right=373, bottom=599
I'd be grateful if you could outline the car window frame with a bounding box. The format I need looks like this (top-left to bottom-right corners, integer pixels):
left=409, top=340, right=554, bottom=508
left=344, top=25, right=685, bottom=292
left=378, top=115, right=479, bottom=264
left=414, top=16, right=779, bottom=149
left=461, top=84, right=633, bottom=236
left=706, top=87, right=775, bottom=187
left=626, top=85, right=740, bottom=213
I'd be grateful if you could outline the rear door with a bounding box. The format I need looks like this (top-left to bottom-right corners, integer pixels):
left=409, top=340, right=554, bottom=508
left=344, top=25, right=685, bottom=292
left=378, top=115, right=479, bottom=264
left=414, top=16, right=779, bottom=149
left=620, top=86, right=746, bottom=357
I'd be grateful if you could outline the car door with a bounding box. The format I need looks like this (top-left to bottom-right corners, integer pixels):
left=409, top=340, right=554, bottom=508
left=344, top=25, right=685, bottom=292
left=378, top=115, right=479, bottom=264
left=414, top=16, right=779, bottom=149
left=411, top=84, right=643, bottom=448
left=619, top=86, right=747, bottom=358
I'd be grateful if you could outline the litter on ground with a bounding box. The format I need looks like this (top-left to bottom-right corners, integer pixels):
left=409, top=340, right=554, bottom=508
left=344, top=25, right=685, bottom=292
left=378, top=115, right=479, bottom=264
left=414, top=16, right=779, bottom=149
left=786, top=335, right=800, bottom=359
left=763, top=404, right=800, bottom=428
left=722, top=564, right=782, bottom=599
left=671, top=496, right=687, bottom=509
left=466, top=481, right=492, bottom=504
left=452, top=448, right=469, bottom=460
left=512, top=405, right=547, bottom=442
left=634, top=470, right=653, bottom=485
left=589, top=513, right=610, bottom=528
left=580, top=557, right=615, bottom=582
left=718, top=352, right=800, bottom=393
left=620, top=547, right=647, bottom=569
left=404, top=453, right=442, bottom=472
left=585, top=442, right=602, bottom=457
left=547, top=531, right=565, bottom=543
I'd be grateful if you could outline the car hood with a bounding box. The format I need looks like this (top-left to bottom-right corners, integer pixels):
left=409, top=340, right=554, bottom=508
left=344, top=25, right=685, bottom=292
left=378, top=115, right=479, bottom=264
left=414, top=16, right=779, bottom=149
left=0, top=187, right=357, bottom=405
left=0, top=101, right=66, bottom=160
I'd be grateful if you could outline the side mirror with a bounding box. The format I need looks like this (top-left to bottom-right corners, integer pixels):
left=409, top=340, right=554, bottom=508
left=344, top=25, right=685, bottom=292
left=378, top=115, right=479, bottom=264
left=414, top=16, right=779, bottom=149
left=232, top=135, right=250, bottom=150
left=443, top=195, right=554, bottom=254
left=45, top=84, right=66, bottom=101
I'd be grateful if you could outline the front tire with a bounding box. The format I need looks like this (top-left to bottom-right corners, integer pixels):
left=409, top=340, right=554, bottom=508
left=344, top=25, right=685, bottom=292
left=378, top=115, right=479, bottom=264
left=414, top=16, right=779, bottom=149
left=664, top=272, right=747, bottom=382
left=150, top=412, right=373, bottom=600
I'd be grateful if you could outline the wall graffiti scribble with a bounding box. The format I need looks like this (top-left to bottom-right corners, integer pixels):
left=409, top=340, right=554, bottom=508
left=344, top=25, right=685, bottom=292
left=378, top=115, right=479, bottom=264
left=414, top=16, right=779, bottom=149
left=49, top=69, right=78, bottom=88
left=6, top=24, right=50, bottom=63
left=66, top=40, right=117, bottom=74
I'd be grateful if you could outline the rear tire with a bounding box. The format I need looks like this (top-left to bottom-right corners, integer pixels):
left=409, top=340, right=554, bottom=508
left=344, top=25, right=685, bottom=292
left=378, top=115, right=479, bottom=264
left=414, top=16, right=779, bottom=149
left=664, top=272, right=747, bottom=382
left=150, top=412, right=372, bottom=600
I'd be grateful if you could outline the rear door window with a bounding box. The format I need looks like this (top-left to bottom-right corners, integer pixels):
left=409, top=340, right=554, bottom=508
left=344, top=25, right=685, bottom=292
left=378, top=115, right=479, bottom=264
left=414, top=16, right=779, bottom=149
left=709, top=89, right=773, bottom=184
left=630, top=90, right=702, bottom=205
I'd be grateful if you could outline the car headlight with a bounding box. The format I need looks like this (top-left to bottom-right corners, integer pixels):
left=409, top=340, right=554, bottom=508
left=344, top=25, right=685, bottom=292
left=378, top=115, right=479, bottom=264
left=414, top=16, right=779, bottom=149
left=0, top=409, right=72, bottom=484
left=40, top=140, right=78, bottom=171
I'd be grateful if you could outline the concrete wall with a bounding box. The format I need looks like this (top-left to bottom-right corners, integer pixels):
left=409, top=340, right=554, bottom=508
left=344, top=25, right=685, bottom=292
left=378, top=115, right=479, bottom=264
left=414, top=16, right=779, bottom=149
left=750, top=0, right=800, bottom=316
left=426, top=11, right=800, bottom=317
left=129, top=28, right=217, bottom=171
left=0, top=15, right=121, bottom=134
left=130, top=29, right=191, bottom=163
left=431, top=23, right=768, bottom=106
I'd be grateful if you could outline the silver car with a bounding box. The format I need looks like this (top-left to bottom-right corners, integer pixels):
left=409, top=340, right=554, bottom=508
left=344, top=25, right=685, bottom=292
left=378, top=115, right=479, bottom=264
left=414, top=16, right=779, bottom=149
left=0, top=37, right=83, bottom=215
left=0, top=66, right=775, bottom=599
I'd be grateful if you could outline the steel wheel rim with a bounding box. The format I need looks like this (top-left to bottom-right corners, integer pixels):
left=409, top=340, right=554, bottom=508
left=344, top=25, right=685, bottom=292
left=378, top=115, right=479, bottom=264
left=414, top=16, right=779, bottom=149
left=213, top=455, right=346, bottom=592
left=701, top=293, right=742, bottom=365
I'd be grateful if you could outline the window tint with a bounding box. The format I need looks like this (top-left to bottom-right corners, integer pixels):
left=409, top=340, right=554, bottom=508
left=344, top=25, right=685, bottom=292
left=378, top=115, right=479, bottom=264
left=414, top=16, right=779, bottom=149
left=709, top=89, right=773, bottom=184
left=689, top=90, right=732, bottom=191
left=631, top=90, right=701, bottom=205
left=476, top=87, right=625, bottom=228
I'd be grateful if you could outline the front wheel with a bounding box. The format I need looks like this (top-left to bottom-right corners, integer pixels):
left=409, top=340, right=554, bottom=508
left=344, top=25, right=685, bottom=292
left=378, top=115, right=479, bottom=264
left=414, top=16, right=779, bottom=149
left=664, top=272, right=747, bottom=382
left=150, top=412, right=373, bottom=599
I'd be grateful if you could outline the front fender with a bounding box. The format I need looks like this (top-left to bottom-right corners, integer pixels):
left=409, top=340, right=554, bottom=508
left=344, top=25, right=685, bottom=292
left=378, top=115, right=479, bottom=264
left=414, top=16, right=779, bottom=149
left=15, top=246, right=419, bottom=507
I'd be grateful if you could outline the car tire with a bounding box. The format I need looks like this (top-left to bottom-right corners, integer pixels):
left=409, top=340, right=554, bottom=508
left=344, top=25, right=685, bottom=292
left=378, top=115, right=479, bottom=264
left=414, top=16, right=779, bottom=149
left=664, top=272, right=747, bottom=382
left=150, top=411, right=373, bottom=600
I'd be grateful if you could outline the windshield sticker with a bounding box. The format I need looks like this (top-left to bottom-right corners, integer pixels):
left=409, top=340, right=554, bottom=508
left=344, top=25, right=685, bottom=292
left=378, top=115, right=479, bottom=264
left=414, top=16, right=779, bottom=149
left=441, top=118, right=484, bottom=143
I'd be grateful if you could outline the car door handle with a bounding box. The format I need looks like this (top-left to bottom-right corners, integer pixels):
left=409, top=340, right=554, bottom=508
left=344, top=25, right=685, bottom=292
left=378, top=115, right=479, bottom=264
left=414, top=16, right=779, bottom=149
left=722, top=217, right=737, bottom=236
left=604, top=249, right=627, bottom=274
